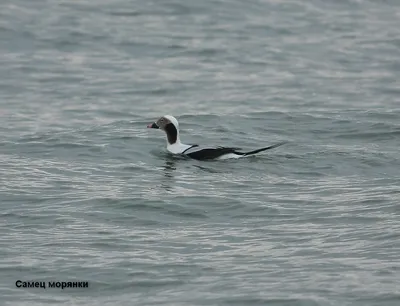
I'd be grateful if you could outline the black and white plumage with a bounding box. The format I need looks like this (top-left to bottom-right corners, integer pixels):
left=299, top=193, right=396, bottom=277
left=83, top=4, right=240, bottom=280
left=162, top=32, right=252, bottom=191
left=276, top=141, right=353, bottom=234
left=147, top=115, right=285, bottom=161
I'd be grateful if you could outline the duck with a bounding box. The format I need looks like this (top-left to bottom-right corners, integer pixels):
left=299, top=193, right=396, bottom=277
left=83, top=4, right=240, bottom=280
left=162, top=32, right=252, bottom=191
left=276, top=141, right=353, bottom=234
left=147, top=115, right=285, bottom=160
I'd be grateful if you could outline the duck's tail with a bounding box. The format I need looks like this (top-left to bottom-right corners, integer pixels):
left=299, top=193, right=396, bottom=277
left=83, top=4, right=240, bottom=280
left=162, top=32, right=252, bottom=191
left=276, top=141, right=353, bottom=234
left=239, top=141, right=287, bottom=156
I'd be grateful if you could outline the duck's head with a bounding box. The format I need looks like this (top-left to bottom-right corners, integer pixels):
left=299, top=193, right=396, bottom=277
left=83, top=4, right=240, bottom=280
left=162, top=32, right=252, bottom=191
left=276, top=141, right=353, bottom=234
left=147, top=115, right=180, bottom=145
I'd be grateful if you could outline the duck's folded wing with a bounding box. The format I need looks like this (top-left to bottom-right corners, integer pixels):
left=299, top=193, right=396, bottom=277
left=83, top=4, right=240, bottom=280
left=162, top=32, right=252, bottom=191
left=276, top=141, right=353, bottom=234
left=183, top=146, right=242, bottom=160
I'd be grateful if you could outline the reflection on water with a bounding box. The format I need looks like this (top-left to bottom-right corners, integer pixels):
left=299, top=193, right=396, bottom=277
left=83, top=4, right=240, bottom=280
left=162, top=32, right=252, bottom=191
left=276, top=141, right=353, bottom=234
left=159, top=155, right=223, bottom=191
left=160, top=158, right=177, bottom=192
left=192, top=164, right=221, bottom=173
left=163, top=159, right=176, bottom=179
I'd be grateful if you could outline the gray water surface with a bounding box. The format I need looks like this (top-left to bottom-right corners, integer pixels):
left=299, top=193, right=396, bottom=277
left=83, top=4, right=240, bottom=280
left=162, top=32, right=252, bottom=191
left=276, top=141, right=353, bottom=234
left=1, top=0, right=400, bottom=305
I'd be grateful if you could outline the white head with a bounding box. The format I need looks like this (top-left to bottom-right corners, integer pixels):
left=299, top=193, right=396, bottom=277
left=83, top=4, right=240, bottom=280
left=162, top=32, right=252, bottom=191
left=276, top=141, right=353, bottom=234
left=147, top=115, right=181, bottom=145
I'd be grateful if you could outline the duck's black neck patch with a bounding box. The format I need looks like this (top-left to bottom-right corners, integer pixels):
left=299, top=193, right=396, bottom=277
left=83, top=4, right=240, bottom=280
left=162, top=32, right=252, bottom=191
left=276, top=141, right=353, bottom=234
left=165, top=123, right=178, bottom=144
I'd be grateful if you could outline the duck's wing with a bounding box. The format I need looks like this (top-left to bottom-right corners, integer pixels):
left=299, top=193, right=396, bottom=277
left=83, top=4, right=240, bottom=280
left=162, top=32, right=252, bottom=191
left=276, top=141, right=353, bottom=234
left=182, top=142, right=287, bottom=160
left=182, top=145, right=242, bottom=160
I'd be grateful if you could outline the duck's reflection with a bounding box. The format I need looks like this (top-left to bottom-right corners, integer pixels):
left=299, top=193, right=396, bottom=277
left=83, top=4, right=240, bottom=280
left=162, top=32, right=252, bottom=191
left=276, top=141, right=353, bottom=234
left=158, top=155, right=224, bottom=192
left=163, top=159, right=176, bottom=178
left=160, top=157, right=177, bottom=192
left=192, top=164, right=221, bottom=173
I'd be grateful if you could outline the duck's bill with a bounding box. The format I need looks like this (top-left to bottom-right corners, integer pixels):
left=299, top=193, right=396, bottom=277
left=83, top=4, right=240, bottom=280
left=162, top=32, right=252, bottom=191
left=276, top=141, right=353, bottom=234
left=147, top=122, right=159, bottom=129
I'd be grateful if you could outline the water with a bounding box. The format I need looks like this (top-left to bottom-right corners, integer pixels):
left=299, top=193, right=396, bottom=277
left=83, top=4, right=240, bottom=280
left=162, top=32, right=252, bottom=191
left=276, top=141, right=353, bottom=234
left=1, top=0, right=400, bottom=305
